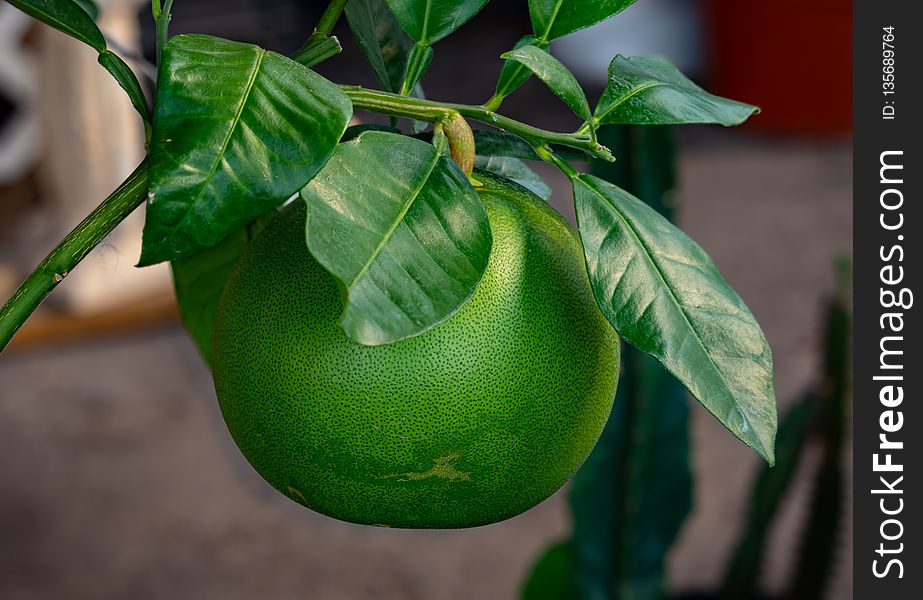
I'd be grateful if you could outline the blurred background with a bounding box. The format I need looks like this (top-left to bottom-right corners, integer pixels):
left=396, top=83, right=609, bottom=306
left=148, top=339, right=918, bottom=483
left=0, top=0, right=851, bottom=598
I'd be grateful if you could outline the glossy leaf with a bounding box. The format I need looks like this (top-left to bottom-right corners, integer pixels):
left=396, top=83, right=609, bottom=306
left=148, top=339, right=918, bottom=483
left=502, top=44, right=590, bottom=121
left=140, top=34, right=352, bottom=265
left=300, top=131, right=491, bottom=345
left=474, top=156, right=550, bottom=200
left=529, top=0, right=638, bottom=41
left=573, top=173, right=777, bottom=463
left=171, top=228, right=250, bottom=362
left=385, top=0, right=489, bottom=44
left=492, top=35, right=547, bottom=104
left=594, top=55, right=759, bottom=126
left=7, top=0, right=105, bottom=51
left=345, top=0, right=414, bottom=93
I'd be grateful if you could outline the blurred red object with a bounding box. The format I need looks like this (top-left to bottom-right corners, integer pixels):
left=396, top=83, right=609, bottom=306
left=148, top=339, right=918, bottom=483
left=706, top=0, right=852, bottom=134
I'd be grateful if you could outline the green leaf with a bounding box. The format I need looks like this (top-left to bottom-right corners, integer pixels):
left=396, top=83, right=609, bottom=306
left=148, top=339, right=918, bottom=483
left=7, top=0, right=150, bottom=130
left=572, top=173, right=777, bottom=463
left=501, top=45, right=590, bottom=121
left=474, top=156, right=550, bottom=200
left=594, top=55, right=759, bottom=126
left=72, top=0, right=98, bottom=19
left=385, top=0, right=489, bottom=44
left=345, top=0, right=414, bottom=93
left=7, top=0, right=105, bottom=51
left=140, top=34, right=352, bottom=266
left=492, top=35, right=548, bottom=103
left=171, top=228, right=250, bottom=362
left=97, top=51, right=152, bottom=139
left=521, top=540, right=579, bottom=600
left=529, top=0, right=638, bottom=42
left=300, top=131, right=491, bottom=345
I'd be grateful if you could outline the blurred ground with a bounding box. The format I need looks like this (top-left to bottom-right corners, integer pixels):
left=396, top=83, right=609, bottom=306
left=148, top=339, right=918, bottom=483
left=0, top=130, right=851, bottom=599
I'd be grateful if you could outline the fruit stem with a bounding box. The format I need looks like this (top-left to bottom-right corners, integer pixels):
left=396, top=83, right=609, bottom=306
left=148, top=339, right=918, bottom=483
left=340, top=86, right=615, bottom=162
left=0, top=160, right=150, bottom=354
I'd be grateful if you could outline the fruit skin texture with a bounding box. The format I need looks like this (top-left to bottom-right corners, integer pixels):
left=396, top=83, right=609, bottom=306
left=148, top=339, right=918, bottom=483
left=211, top=172, right=620, bottom=528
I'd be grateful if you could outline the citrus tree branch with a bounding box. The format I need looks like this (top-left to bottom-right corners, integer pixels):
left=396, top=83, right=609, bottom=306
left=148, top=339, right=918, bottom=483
left=0, top=160, right=150, bottom=353
left=340, top=86, right=614, bottom=161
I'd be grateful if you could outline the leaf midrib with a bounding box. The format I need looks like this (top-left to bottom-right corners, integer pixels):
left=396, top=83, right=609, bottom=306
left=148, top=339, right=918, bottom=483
left=576, top=175, right=767, bottom=456
left=346, top=148, right=441, bottom=289
left=159, top=47, right=268, bottom=246
left=420, top=0, right=433, bottom=41
left=594, top=80, right=669, bottom=124
left=538, top=0, right=565, bottom=42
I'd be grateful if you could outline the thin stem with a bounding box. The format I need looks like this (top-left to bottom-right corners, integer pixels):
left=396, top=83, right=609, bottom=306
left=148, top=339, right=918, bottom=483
left=483, top=94, right=503, bottom=112
left=154, top=0, right=174, bottom=65
left=292, top=0, right=347, bottom=66
left=576, top=119, right=599, bottom=135
left=340, top=86, right=614, bottom=161
left=536, top=145, right=579, bottom=178
left=314, top=0, right=348, bottom=38
left=0, top=160, right=150, bottom=353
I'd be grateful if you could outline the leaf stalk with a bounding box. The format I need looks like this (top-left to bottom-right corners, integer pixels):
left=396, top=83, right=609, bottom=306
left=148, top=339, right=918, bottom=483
left=153, top=1, right=174, bottom=65
left=340, top=86, right=614, bottom=162
left=314, top=0, right=348, bottom=38
left=292, top=0, right=347, bottom=66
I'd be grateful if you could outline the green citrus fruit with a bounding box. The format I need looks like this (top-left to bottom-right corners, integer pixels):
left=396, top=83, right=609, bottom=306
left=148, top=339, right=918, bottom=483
left=211, top=172, right=620, bottom=528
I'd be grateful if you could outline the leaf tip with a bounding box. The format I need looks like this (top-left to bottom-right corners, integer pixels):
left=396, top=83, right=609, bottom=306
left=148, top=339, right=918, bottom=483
left=747, top=422, right=777, bottom=466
